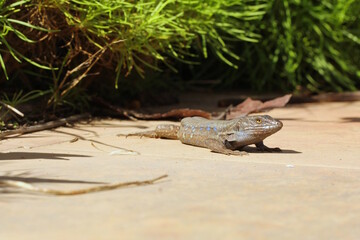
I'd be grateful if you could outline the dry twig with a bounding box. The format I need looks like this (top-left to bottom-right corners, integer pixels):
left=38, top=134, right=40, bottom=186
left=0, top=113, right=90, bottom=139
left=0, top=174, right=168, bottom=196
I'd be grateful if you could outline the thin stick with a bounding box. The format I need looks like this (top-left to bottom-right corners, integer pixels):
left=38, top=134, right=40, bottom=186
left=0, top=174, right=168, bottom=196
left=0, top=101, right=24, bottom=117
left=0, top=113, right=90, bottom=139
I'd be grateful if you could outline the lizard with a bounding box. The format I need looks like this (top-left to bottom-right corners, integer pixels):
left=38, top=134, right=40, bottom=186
left=124, top=115, right=283, bottom=155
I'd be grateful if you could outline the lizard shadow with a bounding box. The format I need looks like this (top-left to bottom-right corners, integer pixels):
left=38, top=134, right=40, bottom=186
left=242, top=146, right=301, bottom=154
left=341, top=117, right=360, bottom=123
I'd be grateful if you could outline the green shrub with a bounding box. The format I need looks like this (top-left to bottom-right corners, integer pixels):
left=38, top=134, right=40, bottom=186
left=54, top=0, right=266, bottom=86
left=1, top=0, right=266, bottom=110
left=0, top=0, right=53, bottom=79
left=221, top=0, right=360, bottom=92
left=1, top=0, right=359, bottom=116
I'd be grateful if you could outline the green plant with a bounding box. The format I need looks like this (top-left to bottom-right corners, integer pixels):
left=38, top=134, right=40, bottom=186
left=1, top=0, right=265, bottom=111
left=187, top=0, right=360, bottom=93
left=49, top=0, right=266, bottom=86
left=0, top=0, right=54, bottom=80
left=2, top=0, right=358, bottom=120
left=239, top=0, right=360, bottom=92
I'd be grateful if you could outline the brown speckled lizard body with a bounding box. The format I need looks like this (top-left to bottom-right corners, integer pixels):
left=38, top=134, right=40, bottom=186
left=126, top=115, right=283, bottom=155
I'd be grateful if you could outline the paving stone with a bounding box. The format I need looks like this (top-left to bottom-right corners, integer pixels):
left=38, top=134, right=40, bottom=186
left=1, top=100, right=360, bottom=240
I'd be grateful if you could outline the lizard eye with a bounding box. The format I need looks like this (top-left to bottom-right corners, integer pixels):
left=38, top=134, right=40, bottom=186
left=256, top=118, right=262, bottom=124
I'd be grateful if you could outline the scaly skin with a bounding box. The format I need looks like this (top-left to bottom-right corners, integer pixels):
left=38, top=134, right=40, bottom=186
left=126, top=115, right=283, bottom=155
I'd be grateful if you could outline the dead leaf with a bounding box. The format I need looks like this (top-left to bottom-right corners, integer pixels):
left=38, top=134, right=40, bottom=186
left=226, top=94, right=292, bottom=119
left=261, top=94, right=292, bottom=109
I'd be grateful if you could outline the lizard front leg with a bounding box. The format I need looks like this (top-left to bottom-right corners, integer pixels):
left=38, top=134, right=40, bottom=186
left=204, top=139, right=248, bottom=156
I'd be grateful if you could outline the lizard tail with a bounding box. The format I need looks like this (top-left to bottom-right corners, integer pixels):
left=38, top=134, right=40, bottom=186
left=154, top=124, right=180, bottom=139
left=118, top=130, right=159, bottom=138
left=118, top=124, right=179, bottom=139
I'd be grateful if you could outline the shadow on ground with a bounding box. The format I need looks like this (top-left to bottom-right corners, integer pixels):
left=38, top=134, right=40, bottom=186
left=341, top=117, right=360, bottom=123
left=0, top=152, right=91, bottom=161
left=242, top=146, right=301, bottom=154
left=0, top=175, right=104, bottom=184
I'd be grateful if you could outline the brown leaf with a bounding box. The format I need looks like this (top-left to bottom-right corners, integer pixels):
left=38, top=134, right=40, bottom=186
left=261, top=94, right=292, bottom=109
left=226, top=94, right=292, bottom=119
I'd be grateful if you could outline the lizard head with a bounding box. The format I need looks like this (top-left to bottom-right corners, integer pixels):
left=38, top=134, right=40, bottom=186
left=223, top=115, right=283, bottom=147
left=240, top=115, right=283, bottom=136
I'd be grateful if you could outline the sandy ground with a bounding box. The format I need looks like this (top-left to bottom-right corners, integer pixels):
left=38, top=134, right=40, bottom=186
left=0, top=97, right=360, bottom=240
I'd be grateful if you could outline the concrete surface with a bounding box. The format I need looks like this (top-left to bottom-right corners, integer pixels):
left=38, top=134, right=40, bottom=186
left=0, top=99, right=360, bottom=240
